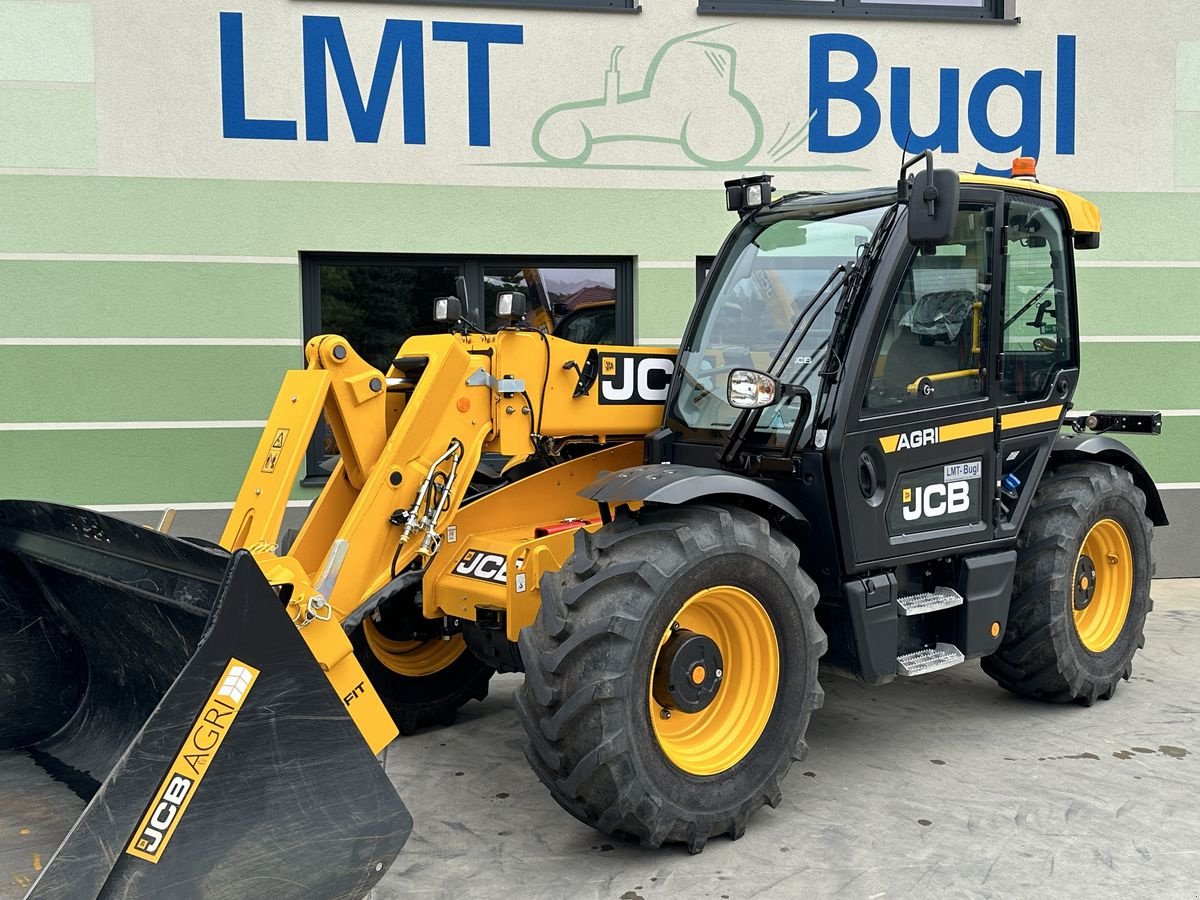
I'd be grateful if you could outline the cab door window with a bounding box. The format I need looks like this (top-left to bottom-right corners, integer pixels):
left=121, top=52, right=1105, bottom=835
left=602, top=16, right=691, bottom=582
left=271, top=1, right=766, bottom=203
left=1001, top=196, right=1073, bottom=399
left=863, top=203, right=994, bottom=412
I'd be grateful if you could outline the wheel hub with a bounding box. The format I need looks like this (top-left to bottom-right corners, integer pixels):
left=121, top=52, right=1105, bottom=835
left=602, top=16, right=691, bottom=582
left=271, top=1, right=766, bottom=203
left=652, top=628, right=724, bottom=713
left=1074, top=554, right=1098, bottom=610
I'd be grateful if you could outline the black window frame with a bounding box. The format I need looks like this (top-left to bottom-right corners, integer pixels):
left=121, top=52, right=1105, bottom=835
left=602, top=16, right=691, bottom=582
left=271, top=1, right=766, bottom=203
left=696, top=256, right=715, bottom=298
left=300, top=251, right=634, bottom=482
left=699, top=0, right=1017, bottom=23
left=321, top=0, right=639, bottom=12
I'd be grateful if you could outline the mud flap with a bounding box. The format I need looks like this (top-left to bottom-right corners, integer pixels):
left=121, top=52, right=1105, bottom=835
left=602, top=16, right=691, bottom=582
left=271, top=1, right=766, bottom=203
left=0, top=502, right=410, bottom=899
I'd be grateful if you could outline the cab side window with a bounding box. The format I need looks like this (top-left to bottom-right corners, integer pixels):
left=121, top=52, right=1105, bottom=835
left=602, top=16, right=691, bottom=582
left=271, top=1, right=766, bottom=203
left=863, top=204, right=993, bottom=412
left=1001, top=197, right=1072, bottom=399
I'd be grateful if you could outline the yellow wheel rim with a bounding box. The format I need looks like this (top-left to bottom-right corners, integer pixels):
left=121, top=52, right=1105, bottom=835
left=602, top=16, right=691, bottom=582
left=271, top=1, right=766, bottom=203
left=650, top=586, right=780, bottom=777
left=363, top=617, right=466, bottom=677
left=1072, top=518, right=1133, bottom=653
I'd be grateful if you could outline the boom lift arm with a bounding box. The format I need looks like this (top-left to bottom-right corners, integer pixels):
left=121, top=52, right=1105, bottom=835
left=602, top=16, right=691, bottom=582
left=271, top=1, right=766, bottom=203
left=218, top=330, right=672, bottom=747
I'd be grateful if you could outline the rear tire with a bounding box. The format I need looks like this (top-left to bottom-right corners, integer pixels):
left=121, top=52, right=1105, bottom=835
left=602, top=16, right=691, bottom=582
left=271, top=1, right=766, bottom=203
left=982, top=462, right=1153, bottom=705
left=351, top=593, right=494, bottom=735
left=516, top=504, right=825, bottom=852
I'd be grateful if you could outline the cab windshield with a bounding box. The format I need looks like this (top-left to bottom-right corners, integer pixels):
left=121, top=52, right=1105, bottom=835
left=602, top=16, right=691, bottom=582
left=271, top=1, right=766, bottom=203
left=672, top=201, right=890, bottom=442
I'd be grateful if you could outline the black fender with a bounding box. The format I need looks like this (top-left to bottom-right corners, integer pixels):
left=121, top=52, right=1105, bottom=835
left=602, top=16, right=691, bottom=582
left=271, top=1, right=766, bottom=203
left=1052, top=433, right=1168, bottom=526
left=580, top=464, right=809, bottom=533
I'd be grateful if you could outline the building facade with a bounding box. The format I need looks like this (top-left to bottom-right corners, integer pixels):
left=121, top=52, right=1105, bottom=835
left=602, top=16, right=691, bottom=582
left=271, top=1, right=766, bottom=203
left=2, top=0, right=1196, bottom=574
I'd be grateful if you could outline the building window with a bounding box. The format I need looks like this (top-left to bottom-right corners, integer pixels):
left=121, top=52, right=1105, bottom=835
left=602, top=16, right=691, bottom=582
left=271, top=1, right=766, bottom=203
left=332, top=0, right=639, bottom=12
left=699, top=0, right=1015, bottom=21
left=300, top=253, right=633, bottom=479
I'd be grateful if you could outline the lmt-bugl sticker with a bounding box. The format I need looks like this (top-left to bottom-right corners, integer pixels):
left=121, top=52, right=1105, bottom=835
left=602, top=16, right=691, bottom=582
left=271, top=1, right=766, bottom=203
left=125, top=658, right=260, bottom=863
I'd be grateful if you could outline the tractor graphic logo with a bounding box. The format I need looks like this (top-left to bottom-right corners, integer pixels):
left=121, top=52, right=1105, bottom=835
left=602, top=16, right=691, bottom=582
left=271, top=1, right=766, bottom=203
left=531, top=25, right=769, bottom=169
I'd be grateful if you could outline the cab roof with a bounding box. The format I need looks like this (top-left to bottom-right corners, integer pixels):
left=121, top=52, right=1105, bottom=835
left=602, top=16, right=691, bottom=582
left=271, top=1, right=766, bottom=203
left=767, top=175, right=1100, bottom=236
left=960, top=173, right=1102, bottom=235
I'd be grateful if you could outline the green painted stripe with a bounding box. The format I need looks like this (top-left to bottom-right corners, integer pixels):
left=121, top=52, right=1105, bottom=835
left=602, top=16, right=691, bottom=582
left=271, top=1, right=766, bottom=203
left=0, top=428, right=316, bottom=506
left=1175, top=113, right=1200, bottom=189
left=0, top=346, right=299, bottom=422
left=1076, top=267, right=1200, bottom=335
left=4, top=175, right=1200, bottom=266
left=0, top=261, right=300, bottom=338
left=1087, top=193, right=1200, bottom=262
left=1117, top=417, right=1200, bottom=485
left=0, top=1, right=93, bottom=83
left=0, top=86, right=95, bottom=168
left=1075, top=343, right=1196, bottom=411
left=0, top=176, right=734, bottom=258
left=637, top=267, right=696, bottom=339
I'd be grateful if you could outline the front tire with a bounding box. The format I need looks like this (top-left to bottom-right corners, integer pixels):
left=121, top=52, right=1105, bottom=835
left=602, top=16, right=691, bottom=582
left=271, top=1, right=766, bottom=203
left=982, top=462, right=1154, bottom=705
left=516, top=504, right=825, bottom=852
left=352, top=594, right=494, bottom=735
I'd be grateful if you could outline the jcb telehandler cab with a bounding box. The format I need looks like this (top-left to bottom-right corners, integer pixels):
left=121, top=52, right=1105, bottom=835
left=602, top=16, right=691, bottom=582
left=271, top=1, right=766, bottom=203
left=0, top=153, right=1165, bottom=894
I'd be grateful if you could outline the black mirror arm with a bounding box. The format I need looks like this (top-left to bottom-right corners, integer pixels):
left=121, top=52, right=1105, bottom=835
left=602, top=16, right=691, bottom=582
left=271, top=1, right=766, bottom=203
left=897, top=149, right=934, bottom=202
left=781, top=388, right=815, bottom=459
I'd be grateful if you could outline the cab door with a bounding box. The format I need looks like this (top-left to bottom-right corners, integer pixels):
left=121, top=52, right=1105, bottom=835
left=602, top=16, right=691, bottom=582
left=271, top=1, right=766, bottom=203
left=993, top=191, right=1079, bottom=537
left=832, top=190, right=1003, bottom=570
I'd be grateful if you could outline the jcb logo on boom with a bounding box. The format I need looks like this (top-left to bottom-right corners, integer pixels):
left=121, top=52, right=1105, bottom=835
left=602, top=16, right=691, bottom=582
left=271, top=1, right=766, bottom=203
left=598, top=354, right=675, bottom=405
left=902, top=482, right=970, bottom=521
left=453, top=549, right=507, bottom=584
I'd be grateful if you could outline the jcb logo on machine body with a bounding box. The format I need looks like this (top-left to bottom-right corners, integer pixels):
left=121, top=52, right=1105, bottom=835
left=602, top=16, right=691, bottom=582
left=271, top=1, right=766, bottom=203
left=452, top=549, right=507, bottom=584
left=902, top=482, right=970, bottom=520
left=886, top=458, right=983, bottom=535
left=598, top=353, right=676, bottom=405
left=126, top=659, right=259, bottom=864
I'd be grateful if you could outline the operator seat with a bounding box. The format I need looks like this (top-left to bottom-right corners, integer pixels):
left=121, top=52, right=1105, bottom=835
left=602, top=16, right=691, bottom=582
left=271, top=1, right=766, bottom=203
left=878, top=215, right=989, bottom=403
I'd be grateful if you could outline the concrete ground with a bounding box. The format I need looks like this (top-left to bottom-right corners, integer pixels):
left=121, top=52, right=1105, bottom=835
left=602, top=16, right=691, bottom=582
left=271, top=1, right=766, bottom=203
left=378, top=579, right=1200, bottom=900
left=3, top=582, right=1195, bottom=899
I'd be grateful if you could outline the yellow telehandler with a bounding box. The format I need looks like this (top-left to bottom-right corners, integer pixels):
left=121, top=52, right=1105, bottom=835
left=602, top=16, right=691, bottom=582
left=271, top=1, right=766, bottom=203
left=2, top=154, right=1166, bottom=894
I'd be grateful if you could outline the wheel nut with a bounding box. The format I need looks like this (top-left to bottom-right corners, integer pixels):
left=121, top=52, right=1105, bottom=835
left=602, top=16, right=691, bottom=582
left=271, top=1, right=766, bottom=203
left=714, top=668, right=723, bottom=679
left=670, top=622, right=680, bottom=632
left=660, top=708, right=672, bottom=720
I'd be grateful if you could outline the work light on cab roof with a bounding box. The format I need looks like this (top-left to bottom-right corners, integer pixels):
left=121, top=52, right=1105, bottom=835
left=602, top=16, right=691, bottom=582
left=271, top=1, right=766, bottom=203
left=725, top=173, right=774, bottom=216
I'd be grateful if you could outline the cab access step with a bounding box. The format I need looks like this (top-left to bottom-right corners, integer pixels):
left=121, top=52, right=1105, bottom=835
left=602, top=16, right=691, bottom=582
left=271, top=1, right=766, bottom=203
left=832, top=550, right=1017, bottom=686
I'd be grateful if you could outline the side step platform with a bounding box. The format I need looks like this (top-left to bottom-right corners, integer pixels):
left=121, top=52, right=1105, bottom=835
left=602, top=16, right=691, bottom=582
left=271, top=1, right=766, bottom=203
left=897, top=642, right=966, bottom=677
left=896, top=587, right=963, bottom=616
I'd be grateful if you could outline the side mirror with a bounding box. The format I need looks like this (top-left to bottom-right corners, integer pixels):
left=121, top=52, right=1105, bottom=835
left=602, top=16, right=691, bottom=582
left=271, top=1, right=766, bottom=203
left=728, top=369, right=780, bottom=409
left=727, top=368, right=811, bottom=411
left=907, top=167, right=961, bottom=247
left=496, top=290, right=526, bottom=321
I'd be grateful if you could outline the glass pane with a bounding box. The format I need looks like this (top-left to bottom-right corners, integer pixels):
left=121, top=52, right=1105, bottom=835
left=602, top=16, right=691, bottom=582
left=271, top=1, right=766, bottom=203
left=864, top=203, right=993, bottom=412
left=861, top=0, right=984, bottom=6
left=673, top=202, right=888, bottom=439
left=316, top=263, right=459, bottom=459
left=1002, top=198, right=1070, bottom=399
left=482, top=266, right=617, bottom=343
left=320, top=264, right=460, bottom=372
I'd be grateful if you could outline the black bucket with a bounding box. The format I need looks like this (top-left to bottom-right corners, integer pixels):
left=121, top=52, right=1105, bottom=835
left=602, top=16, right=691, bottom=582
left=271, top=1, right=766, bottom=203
left=0, top=501, right=410, bottom=899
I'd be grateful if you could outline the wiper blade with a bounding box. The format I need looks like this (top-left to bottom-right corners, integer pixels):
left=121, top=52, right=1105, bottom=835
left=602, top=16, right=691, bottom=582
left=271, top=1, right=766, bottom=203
left=719, top=265, right=849, bottom=468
